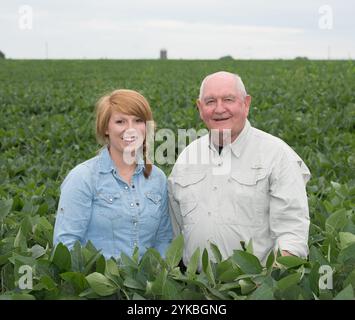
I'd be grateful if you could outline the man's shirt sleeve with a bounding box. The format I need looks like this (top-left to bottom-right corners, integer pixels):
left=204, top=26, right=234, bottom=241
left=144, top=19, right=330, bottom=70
left=269, top=147, right=311, bottom=258
left=167, top=174, right=184, bottom=237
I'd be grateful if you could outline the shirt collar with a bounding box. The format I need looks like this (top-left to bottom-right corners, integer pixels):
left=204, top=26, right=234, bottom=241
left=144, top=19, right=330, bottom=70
left=98, top=146, right=145, bottom=175
left=208, top=119, right=251, bottom=158
left=230, top=119, right=251, bottom=158
left=98, top=146, right=115, bottom=173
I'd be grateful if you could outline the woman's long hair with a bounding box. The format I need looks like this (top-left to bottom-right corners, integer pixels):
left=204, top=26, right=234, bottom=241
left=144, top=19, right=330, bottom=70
left=95, top=89, right=154, bottom=178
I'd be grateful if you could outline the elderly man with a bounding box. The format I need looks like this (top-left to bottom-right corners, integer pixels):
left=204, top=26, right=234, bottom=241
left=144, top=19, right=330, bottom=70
left=168, top=71, right=310, bottom=266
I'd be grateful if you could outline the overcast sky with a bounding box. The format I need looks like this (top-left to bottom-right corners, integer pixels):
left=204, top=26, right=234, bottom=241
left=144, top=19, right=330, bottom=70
left=1, top=0, right=354, bottom=59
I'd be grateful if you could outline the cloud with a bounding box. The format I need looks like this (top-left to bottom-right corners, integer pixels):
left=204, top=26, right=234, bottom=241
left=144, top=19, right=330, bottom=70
left=0, top=0, right=353, bottom=59
left=144, top=19, right=304, bottom=34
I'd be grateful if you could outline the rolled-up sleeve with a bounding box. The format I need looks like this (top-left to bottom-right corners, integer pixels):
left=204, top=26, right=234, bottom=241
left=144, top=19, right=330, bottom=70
left=269, top=148, right=311, bottom=258
left=53, top=165, right=93, bottom=250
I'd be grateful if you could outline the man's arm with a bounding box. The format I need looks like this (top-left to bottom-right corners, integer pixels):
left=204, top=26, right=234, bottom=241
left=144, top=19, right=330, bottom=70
left=167, top=176, right=183, bottom=237
left=269, top=148, right=311, bottom=258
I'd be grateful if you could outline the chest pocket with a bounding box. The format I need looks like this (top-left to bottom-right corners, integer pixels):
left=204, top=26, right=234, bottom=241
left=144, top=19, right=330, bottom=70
left=173, top=172, right=206, bottom=224
left=145, top=192, right=162, bottom=219
left=96, top=192, right=122, bottom=220
left=229, top=169, right=269, bottom=226
left=174, top=173, right=206, bottom=200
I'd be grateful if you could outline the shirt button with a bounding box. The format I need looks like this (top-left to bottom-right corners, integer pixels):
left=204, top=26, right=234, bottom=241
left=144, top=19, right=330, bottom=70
left=136, top=202, right=139, bottom=206
left=213, top=186, right=217, bottom=190
left=218, top=162, right=222, bottom=166
left=208, top=211, right=211, bottom=216
left=132, top=185, right=135, bottom=189
left=109, top=198, right=113, bottom=203
left=124, top=186, right=128, bottom=190
left=130, top=203, right=134, bottom=207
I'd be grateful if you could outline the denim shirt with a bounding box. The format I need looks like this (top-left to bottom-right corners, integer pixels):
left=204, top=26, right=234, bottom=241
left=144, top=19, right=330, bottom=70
left=53, top=147, right=173, bottom=259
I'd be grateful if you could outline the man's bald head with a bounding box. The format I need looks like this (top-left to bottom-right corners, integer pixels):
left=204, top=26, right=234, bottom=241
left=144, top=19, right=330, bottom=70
left=199, top=71, right=247, bottom=100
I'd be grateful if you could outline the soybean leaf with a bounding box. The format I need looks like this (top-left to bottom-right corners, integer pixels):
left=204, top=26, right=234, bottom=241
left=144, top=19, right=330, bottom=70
left=106, top=259, right=120, bottom=277
left=83, top=251, right=105, bottom=275
left=86, top=272, right=117, bottom=296
left=210, top=242, right=222, bottom=263
left=95, top=254, right=106, bottom=274
left=325, top=210, right=348, bottom=234
left=151, top=269, right=168, bottom=296
left=71, top=241, right=84, bottom=273
left=218, top=282, right=241, bottom=292
left=50, top=243, right=71, bottom=272
left=132, top=293, right=146, bottom=300
left=333, top=284, right=354, bottom=300
left=123, top=277, right=145, bottom=291
left=246, top=239, right=254, bottom=254
left=277, top=273, right=301, bottom=291
left=266, top=250, right=275, bottom=270
left=202, top=249, right=215, bottom=287
left=309, top=246, right=329, bottom=265
left=186, top=247, right=200, bottom=278
left=0, top=293, right=35, bottom=300
left=337, top=243, right=355, bottom=264
left=216, top=259, right=242, bottom=282
left=0, top=199, right=13, bottom=222
left=60, top=272, right=88, bottom=294
left=248, top=282, right=274, bottom=300
left=232, top=250, right=263, bottom=274
left=162, top=279, right=182, bottom=300
left=276, top=256, right=308, bottom=269
left=132, top=246, right=139, bottom=264
left=29, top=244, right=46, bottom=259
left=339, top=232, right=355, bottom=250
left=239, top=279, right=257, bottom=295
left=165, top=234, right=184, bottom=269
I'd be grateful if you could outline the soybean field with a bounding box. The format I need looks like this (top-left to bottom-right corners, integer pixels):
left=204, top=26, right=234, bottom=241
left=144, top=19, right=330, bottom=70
left=0, top=59, right=354, bottom=300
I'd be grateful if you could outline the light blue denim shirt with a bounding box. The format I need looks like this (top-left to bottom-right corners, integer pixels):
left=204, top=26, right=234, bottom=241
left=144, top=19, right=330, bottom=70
left=53, top=147, right=173, bottom=259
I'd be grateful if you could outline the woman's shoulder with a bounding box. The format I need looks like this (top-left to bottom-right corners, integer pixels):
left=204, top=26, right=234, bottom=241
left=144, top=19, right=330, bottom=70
left=147, top=166, right=168, bottom=196
left=149, top=165, right=168, bottom=182
left=62, top=155, right=100, bottom=186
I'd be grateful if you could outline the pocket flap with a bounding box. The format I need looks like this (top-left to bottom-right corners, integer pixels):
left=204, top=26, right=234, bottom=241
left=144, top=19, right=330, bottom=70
left=97, top=192, right=121, bottom=204
left=180, top=200, right=197, bottom=217
left=174, top=172, right=206, bottom=187
left=145, top=192, right=162, bottom=204
left=231, top=169, right=268, bottom=186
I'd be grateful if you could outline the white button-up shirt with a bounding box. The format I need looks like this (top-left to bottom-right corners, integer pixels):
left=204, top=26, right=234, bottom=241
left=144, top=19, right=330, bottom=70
left=168, top=120, right=311, bottom=265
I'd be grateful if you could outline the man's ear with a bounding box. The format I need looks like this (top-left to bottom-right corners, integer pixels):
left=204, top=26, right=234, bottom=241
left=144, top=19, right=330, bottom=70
left=244, top=95, right=252, bottom=116
left=196, top=99, right=203, bottom=118
left=196, top=99, right=201, bottom=110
